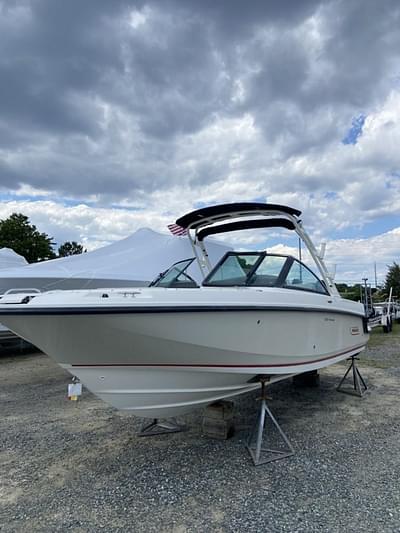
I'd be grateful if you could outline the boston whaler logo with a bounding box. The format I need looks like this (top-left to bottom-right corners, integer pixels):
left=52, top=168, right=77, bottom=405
left=350, top=326, right=360, bottom=335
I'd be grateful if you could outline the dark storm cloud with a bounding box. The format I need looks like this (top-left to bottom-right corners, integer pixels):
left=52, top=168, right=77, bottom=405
left=0, top=0, right=129, bottom=135
left=242, top=0, right=400, bottom=156
left=0, top=60, right=101, bottom=135
left=0, top=159, right=22, bottom=189
left=160, top=0, right=321, bottom=37
left=119, top=15, right=227, bottom=138
left=0, top=0, right=399, bottom=198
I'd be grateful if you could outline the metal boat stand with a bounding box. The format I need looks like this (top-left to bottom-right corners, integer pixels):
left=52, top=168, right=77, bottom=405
left=138, top=418, right=187, bottom=437
left=337, top=355, right=367, bottom=397
left=246, top=377, right=295, bottom=466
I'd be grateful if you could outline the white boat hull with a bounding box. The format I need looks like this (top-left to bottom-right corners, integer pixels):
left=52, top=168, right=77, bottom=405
left=61, top=365, right=295, bottom=417
left=61, top=343, right=364, bottom=417
left=1, top=306, right=367, bottom=417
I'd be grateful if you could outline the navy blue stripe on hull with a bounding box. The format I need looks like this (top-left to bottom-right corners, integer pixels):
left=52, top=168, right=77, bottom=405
left=0, top=305, right=365, bottom=318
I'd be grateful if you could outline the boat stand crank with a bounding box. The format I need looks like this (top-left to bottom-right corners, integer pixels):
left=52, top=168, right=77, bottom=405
left=247, top=377, right=295, bottom=466
left=138, top=418, right=187, bottom=437
left=337, top=355, right=367, bottom=397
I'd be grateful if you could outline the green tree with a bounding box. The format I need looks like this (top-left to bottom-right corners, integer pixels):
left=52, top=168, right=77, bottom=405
left=0, top=213, right=56, bottom=263
left=384, top=262, right=400, bottom=298
left=58, top=241, right=85, bottom=257
left=336, top=283, right=362, bottom=302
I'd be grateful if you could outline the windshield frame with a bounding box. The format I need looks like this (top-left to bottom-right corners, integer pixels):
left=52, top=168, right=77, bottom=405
left=149, top=257, right=198, bottom=288
left=202, top=252, right=329, bottom=295
left=202, top=251, right=265, bottom=287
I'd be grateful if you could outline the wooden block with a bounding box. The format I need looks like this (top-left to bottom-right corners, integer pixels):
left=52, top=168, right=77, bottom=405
left=293, top=370, right=320, bottom=388
left=204, top=400, right=234, bottom=420
left=202, top=417, right=235, bottom=440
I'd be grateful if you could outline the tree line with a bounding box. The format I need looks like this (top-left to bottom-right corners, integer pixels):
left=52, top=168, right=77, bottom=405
left=0, top=213, right=85, bottom=263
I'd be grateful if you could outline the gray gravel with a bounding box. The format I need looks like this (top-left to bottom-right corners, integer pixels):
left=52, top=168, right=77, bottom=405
left=1, top=328, right=400, bottom=533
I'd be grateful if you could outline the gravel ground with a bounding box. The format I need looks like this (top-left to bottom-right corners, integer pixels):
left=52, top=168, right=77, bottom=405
left=1, top=326, right=400, bottom=533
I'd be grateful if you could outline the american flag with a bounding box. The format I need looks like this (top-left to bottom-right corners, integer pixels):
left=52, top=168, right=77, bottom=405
left=167, top=223, right=188, bottom=236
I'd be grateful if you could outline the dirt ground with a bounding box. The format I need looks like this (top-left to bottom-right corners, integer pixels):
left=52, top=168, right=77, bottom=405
left=1, top=325, right=399, bottom=532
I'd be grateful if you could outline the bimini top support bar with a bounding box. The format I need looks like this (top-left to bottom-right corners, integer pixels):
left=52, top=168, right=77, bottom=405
left=294, top=220, right=339, bottom=297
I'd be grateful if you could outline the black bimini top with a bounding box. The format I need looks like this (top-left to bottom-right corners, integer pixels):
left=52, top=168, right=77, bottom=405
left=176, top=202, right=302, bottom=230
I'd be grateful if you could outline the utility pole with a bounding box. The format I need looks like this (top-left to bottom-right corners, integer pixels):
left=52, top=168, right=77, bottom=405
left=362, top=278, right=369, bottom=316
left=374, top=262, right=377, bottom=288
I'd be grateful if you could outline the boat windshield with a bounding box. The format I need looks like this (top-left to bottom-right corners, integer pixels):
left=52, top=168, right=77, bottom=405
left=203, top=252, right=328, bottom=294
left=150, top=258, right=199, bottom=288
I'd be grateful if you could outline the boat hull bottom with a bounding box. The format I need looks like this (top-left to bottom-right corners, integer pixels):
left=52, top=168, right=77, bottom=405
left=62, top=346, right=365, bottom=418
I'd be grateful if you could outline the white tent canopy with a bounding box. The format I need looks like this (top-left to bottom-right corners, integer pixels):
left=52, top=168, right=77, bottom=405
left=0, top=248, right=28, bottom=270
left=0, top=228, right=231, bottom=294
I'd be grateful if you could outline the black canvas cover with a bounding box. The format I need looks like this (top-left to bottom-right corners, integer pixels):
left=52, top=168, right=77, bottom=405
left=176, top=202, right=301, bottom=229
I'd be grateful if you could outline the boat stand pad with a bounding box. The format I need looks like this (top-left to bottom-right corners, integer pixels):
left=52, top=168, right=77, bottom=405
left=247, top=378, right=295, bottom=466
left=337, top=355, right=367, bottom=397
left=138, top=418, right=187, bottom=437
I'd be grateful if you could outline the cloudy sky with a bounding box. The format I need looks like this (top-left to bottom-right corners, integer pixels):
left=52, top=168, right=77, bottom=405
left=0, top=0, right=399, bottom=283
